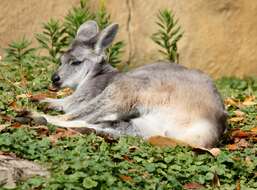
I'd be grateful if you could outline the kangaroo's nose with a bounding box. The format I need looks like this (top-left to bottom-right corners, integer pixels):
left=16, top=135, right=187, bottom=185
left=51, top=73, right=60, bottom=83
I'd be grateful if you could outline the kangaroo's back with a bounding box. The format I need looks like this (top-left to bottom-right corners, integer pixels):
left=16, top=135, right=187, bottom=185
left=106, top=61, right=227, bottom=147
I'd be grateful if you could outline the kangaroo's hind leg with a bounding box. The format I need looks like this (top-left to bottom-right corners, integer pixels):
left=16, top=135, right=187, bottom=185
left=30, top=111, right=134, bottom=138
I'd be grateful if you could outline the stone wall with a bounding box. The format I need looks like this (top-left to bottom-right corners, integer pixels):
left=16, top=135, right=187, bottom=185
left=1, top=0, right=257, bottom=77
left=0, top=0, right=80, bottom=53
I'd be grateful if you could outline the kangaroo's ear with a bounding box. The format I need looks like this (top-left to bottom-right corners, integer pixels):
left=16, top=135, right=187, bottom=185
left=76, top=20, right=99, bottom=42
left=95, top=23, right=119, bottom=54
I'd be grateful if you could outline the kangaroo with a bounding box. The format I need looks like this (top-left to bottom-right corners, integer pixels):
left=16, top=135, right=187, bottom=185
left=34, top=20, right=227, bottom=148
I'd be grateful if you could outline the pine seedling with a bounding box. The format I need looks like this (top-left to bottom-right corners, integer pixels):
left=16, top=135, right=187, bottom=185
left=96, top=0, right=125, bottom=67
left=4, top=37, right=36, bottom=82
left=36, top=19, right=68, bottom=64
left=95, top=0, right=111, bottom=30
left=4, top=37, right=36, bottom=64
left=152, top=9, right=183, bottom=63
left=63, top=0, right=93, bottom=41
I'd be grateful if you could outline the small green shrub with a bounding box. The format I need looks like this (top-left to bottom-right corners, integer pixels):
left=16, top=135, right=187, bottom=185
left=95, top=1, right=125, bottom=67
left=106, top=41, right=125, bottom=67
left=4, top=37, right=36, bottom=64
left=36, top=19, right=68, bottom=64
left=3, top=37, right=36, bottom=81
left=152, top=9, right=183, bottom=63
left=63, top=0, right=93, bottom=42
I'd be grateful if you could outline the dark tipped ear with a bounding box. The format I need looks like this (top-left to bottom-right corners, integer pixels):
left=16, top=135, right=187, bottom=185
left=76, top=20, right=99, bottom=42
left=95, top=23, right=119, bottom=54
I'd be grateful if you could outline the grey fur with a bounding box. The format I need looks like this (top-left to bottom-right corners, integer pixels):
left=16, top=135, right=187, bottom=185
left=39, top=20, right=227, bottom=148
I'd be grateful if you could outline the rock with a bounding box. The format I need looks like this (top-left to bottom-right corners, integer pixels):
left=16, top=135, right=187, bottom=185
left=32, top=116, right=48, bottom=126
left=14, top=117, right=32, bottom=124
left=0, top=155, right=49, bottom=189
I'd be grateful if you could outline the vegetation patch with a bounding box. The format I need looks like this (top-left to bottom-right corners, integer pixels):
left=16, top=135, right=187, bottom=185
left=0, top=60, right=256, bottom=189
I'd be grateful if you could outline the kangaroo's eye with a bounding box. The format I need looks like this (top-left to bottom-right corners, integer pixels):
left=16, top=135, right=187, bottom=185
left=71, top=60, right=82, bottom=65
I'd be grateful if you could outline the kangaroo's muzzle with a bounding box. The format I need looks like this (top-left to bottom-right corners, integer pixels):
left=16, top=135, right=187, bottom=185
left=51, top=73, right=61, bottom=87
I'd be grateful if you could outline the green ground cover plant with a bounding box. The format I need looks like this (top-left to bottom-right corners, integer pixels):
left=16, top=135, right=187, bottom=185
left=0, top=55, right=256, bottom=189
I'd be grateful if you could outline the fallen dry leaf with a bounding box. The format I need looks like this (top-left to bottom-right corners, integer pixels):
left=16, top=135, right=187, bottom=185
left=148, top=136, right=221, bottom=157
left=123, top=155, right=134, bottom=163
left=142, top=172, right=149, bottom=178
left=208, top=148, right=221, bottom=157
left=55, top=128, right=68, bottom=133
left=231, top=129, right=257, bottom=139
left=127, top=169, right=137, bottom=173
left=227, top=139, right=250, bottom=151
left=224, top=97, right=240, bottom=108
left=226, top=129, right=254, bottom=151
left=29, top=92, right=57, bottom=101
left=227, top=144, right=238, bottom=151
left=48, top=128, right=80, bottom=144
left=0, top=151, right=17, bottom=158
left=120, top=175, right=133, bottom=182
left=0, top=124, right=8, bottom=132
left=16, top=93, right=32, bottom=99
left=17, top=92, right=56, bottom=101
left=8, top=101, right=28, bottom=114
left=193, top=147, right=221, bottom=157
left=11, top=122, right=22, bottom=128
left=250, top=126, right=257, bottom=132
left=57, top=88, right=73, bottom=97
left=31, top=125, right=50, bottom=136
left=242, top=96, right=256, bottom=106
left=236, top=139, right=250, bottom=148
left=183, top=182, right=204, bottom=189
left=229, top=116, right=244, bottom=123
left=232, top=130, right=249, bottom=138
left=9, top=101, right=17, bottom=109
left=17, top=88, right=72, bottom=101
left=233, top=110, right=245, bottom=117
left=0, top=114, right=12, bottom=122
left=128, top=146, right=139, bottom=152
left=148, top=136, right=189, bottom=147
left=29, top=93, right=48, bottom=101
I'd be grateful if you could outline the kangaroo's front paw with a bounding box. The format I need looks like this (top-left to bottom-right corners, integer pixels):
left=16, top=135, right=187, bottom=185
left=39, top=98, right=53, bottom=104
left=39, top=98, right=63, bottom=111
left=46, top=104, right=63, bottom=111
left=60, top=114, right=76, bottom=121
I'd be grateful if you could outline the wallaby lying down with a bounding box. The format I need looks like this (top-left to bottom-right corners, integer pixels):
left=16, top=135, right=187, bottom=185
left=34, top=20, right=227, bottom=148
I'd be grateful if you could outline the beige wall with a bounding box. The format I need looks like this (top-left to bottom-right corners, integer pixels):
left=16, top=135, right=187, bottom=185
left=0, top=0, right=80, bottom=52
left=1, top=0, right=257, bottom=78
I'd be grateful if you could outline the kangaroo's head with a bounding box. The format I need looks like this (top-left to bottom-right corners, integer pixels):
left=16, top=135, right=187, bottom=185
left=51, top=20, right=118, bottom=89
